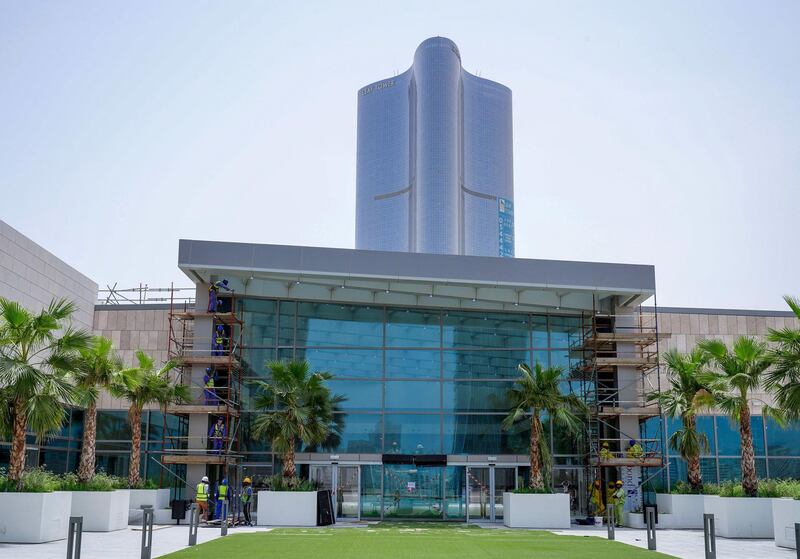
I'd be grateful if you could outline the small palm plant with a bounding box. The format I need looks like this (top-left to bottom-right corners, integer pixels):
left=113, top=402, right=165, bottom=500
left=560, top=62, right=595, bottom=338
left=699, top=337, right=785, bottom=497
left=503, top=362, right=587, bottom=491
left=74, top=336, right=138, bottom=483
left=767, top=296, right=800, bottom=418
left=649, top=349, right=711, bottom=492
left=112, top=350, right=189, bottom=486
left=0, top=298, right=89, bottom=486
left=251, top=360, right=340, bottom=480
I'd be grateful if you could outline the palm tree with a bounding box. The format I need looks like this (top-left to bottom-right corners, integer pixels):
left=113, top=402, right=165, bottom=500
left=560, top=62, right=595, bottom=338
left=699, top=337, right=784, bottom=497
left=111, top=350, right=189, bottom=486
left=0, top=298, right=89, bottom=485
left=648, top=349, right=711, bottom=492
left=767, top=296, right=800, bottom=418
left=74, top=336, right=138, bottom=483
left=503, top=362, right=587, bottom=491
left=251, top=360, right=339, bottom=479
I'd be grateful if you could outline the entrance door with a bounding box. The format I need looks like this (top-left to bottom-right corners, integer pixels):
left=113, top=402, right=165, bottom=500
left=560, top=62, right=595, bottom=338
left=467, top=466, right=517, bottom=522
left=467, top=467, right=490, bottom=521
left=309, top=464, right=360, bottom=521
left=383, top=465, right=444, bottom=520
left=553, top=467, right=584, bottom=517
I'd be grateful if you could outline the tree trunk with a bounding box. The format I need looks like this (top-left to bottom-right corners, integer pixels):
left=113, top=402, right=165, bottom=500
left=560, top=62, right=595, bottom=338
left=8, top=398, right=27, bottom=484
left=283, top=436, right=296, bottom=478
left=128, top=406, right=142, bottom=487
left=739, top=404, right=757, bottom=497
left=78, top=401, right=97, bottom=483
left=529, top=413, right=544, bottom=490
left=685, top=415, right=703, bottom=491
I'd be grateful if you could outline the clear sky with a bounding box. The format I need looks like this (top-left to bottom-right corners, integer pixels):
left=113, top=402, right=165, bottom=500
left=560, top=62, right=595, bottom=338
left=1, top=1, right=797, bottom=310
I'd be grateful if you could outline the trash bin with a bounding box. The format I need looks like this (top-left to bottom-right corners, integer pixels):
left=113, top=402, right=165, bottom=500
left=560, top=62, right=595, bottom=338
left=171, top=499, right=189, bottom=524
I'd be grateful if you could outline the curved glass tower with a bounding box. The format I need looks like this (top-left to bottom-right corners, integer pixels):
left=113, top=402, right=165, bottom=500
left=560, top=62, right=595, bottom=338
left=356, top=37, right=514, bottom=257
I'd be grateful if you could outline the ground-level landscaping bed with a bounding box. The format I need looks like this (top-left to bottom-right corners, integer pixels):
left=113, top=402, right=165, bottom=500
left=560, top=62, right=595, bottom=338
left=159, top=523, right=675, bottom=559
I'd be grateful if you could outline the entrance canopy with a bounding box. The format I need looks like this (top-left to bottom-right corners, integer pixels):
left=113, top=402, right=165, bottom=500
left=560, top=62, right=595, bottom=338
left=178, top=240, right=655, bottom=313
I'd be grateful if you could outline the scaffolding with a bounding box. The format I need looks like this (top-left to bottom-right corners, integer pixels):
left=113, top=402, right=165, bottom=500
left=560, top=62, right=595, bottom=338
left=160, top=289, right=245, bottom=494
left=97, top=282, right=195, bottom=305
left=574, top=296, right=669, bottom=508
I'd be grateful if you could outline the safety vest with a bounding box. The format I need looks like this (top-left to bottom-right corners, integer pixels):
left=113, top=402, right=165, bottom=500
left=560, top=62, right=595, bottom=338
left=215, top=334, right=224, bottom=345
left=241, top=487, right=252, bottom=503
left=205, top=377, right=215, bottom=388
left=213, top=423, right=225, bottom=437
left=218, top=484, right=228, bottom=499
left=196, top=482, right=209, bottom=502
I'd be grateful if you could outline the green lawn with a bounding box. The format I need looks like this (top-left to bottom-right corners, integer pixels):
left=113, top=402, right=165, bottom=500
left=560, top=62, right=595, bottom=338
left=162, top=523, right=676, bottom=559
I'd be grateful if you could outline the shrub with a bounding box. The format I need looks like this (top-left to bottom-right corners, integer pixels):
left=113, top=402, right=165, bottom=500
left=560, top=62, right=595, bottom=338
left=129, top=479, right=160, bottom=490
left=60, top=471, right=127, bottom=492
left=265, top=474, right=318, bottom=492
left=513, top=486, right=552, bottom=494
left=673, top=479, right=800, bottom=498
left=0, top=467, right=61, bottom=493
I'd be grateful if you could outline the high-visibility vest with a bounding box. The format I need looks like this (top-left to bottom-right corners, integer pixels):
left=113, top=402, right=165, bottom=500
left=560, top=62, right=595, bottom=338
left=196, top=482, right=209, bottom=502
left=205, top=377, right=215, bottom=388
left=218, top=484, right=228, bottom=499
left=213, top=423, right=225, bottom=437
left=215, top=334, right=224, bottom=345
left=241, top=487, right=252, bottom=503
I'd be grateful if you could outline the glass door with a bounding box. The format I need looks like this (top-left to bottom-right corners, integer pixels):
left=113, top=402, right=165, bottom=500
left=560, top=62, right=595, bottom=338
left=335, top=466, right=360, bottom=520
left=467, top=467, right=491, bottom=521
left=383, top=465, right=444, bottom=519
left=553, top=467, right=583, bottom=517
left=493, top=467, right=516, bottom=521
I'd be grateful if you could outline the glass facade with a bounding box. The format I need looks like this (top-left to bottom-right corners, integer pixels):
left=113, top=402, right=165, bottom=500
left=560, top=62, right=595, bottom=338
left=238, top=298, right=588, bottom=463
left=355, top=36, right=514, bottom=257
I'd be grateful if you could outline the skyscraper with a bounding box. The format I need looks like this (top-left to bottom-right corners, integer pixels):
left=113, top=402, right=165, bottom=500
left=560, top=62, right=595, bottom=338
left=355, top=37, right=514, bottom=257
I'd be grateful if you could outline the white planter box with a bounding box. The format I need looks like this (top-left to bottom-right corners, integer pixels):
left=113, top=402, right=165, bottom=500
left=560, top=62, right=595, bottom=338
left=257, top=491, right=317, bottom=526
left=128, top=489, right=171, bottom=524
left=502, top=492, right=570, bottom=529
left=71, top=489, right=131, bottom=532
left=773, top=498, right=800, bottom=549
left=654, top=494, right=706, bottom=529
left=0, top=491, right=72, bottom=543
left=703, top=495, right=774, bottom=538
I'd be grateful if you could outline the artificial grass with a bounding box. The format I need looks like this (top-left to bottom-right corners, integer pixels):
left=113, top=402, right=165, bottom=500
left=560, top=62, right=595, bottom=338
left=162, top=522, right=676, bottom=559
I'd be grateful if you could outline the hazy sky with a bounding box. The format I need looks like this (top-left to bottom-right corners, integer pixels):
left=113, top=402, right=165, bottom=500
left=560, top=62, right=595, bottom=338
left=1, top=1, right=797, bottom=310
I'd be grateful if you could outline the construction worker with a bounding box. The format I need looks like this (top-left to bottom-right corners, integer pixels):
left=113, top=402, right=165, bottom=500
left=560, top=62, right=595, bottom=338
left=209, top=416, right=226, bottom=454
left=590, top=479, right=605, bottom=516
left=606, top=481, right=616, bottom=523
left=240, top=477, right=254, bottom=526
left=203, top=367, right=218, bottom=405
left=626, top=439, right=644, bottom=459
left=215, top=477, right=229, bottom=520
left=613, top=480, right=626, bottom=526
left=599, top=441, right=613, bottom=461
left=207, top=279, right=231, bottom=312
left=196, top=475, right=210, bottom=522
left=212, top=325, right=227, bottom=356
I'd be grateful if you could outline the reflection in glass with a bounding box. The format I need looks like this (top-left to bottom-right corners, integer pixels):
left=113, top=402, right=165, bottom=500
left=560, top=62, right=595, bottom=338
left=295, top=303, right=383, bottom=347
left=443, top=311, right=529, bottom=349
left=386, top=349, right=440, bottom=379
left=384, top=414, right=441, bottom=454
left=442, top=382, right=512, bottom=412
left=386, top=309, right=440, bottom=347
left=443, top=349, right=527, bottom=380
left=385, top=381, right=440, bottom=411
left=295, top=348, right=382, bottom=379
left=383, top=465, right=443, bottom=519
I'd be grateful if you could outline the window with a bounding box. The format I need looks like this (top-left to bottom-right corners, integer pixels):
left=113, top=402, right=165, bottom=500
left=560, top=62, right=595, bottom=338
left=386, top=309, right=440, bottom=347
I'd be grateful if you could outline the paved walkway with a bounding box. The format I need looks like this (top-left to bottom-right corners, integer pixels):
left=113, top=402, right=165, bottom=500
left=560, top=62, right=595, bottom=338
left=0, top=522, right=795, bottom=558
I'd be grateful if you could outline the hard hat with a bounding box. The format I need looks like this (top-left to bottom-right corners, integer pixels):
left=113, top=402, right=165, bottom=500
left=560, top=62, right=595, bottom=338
left=201, top=476, right=209, bottom=483
left=206, top=366, right=212, bottom=373
left=616, top=480, right=623, bottom=486
left=222, top=478, right=227, bottom=484
left=217, top=325, right=224, bottom=331
left=217, top=416, right=224, bottom=421
left=602, top=441, right=609, bottom=447
left=243, top=477, right=251, bottom=484
left=629, top=439, right=636, bottom=446
left=608, top=481, right=615, bottom=487
left=222, top=279, right=228, bottom=285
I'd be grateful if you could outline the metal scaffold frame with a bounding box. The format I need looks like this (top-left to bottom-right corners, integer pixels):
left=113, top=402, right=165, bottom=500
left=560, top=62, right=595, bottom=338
left=159, top=288, right=245, bottom=493
left=574, top=294, right=669, bottom=510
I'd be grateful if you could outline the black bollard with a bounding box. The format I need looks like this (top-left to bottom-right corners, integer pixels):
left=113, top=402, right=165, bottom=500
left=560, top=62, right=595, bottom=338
left=221, top=501, right=228, bottom=537
left=795, top=523, right=799, bottom=559
left=607, top=507, right=615, bottom=541
left=703, top=514, right=716, bottom=559
left=188, top=503, right=199, bottom=546
left=66, top=516, right=83, bottom=559
left=645, top=506, right=657, bottom=551
left=141, top=508, right=154, bottom=559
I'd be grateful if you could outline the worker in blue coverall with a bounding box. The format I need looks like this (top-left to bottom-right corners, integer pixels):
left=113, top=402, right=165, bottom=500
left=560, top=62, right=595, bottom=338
left=203, top=367, right=218, bottom=405
left=209, top=416, right=226, bottom=454
left=212, top=325, right=226, bottom=356
left=207, top=279, right=231, bottom=312
left=215, top=478, right=229, bottom=520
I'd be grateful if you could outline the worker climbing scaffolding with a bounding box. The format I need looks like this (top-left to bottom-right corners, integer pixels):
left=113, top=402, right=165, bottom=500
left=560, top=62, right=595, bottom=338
left=212, top=324, right=227, bottom=356
left=210, top=416, right=227, bottom=454
left=203, top=367, right=218, bottom=405
left=207, top=279, right=232, bottom=312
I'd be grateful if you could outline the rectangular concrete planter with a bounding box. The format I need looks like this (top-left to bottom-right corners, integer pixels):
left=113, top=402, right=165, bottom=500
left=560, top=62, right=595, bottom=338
left=0, top=491, right=72, bottom=543
left=71, top=489, right=131, bottom=531
left=257, top=491, right=317, bottom=526
left=128, top=488, right=170, bottom=524
left=703, top=495, right=774, bottom=538
left=654, top=493, right=706, bottom=529
left=502, top=492, right=570, bottom=529
left=773, top=498, right=800, bottom=549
